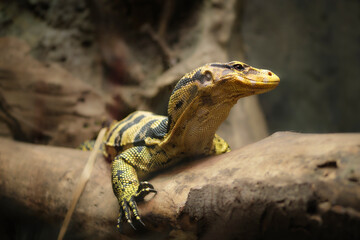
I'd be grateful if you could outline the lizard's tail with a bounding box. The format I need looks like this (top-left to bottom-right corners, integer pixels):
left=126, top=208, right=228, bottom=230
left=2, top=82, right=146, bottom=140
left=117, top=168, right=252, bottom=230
left=77, top=140, right=96, bottom=151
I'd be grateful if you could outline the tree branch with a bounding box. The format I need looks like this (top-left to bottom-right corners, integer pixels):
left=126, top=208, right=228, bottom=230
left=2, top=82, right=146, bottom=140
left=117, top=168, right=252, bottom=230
left=0, top=132, right=359, bottom=239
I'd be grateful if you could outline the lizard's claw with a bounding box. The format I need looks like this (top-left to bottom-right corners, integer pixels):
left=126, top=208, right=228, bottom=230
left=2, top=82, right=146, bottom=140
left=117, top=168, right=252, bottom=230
left=139, top=181, right=154, bottom=190
left=118, top=196, right=143, bottom=231
left=135, top=181, right=157, bottom=201
left=117, top=182, right=156, bottom=231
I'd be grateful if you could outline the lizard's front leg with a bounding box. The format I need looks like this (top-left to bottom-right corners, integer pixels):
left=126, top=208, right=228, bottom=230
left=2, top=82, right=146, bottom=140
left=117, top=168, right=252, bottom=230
left=210, top=134, right=231, bottom=155
left=111, top=146, right=164, bottom=230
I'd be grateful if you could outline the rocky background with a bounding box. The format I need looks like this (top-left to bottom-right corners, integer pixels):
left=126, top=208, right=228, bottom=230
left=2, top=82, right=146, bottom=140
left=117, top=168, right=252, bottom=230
left=1, top=0, right=359, bottom=148
left=0, top=0, right=359, bottom=239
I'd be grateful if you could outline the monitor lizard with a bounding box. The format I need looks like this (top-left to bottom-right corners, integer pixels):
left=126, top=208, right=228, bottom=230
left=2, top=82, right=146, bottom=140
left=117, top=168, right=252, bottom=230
left=79, top=61, right=280, bottom=230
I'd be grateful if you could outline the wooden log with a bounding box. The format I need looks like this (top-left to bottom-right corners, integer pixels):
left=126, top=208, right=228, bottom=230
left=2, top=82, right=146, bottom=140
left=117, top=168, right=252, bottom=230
left=0, top=132, right=360, bottom=239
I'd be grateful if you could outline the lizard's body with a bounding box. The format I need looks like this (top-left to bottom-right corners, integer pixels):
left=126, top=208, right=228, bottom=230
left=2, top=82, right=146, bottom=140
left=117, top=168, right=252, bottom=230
left=80, top=61, right=280, bottom=229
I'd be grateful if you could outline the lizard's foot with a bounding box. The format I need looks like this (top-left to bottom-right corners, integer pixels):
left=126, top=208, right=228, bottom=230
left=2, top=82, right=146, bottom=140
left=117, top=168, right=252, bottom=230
left=117, top=182, right=157, bottom=231
left=135, top=181, right=157, bottom=201
left=118, top=195, right=143, bottom=230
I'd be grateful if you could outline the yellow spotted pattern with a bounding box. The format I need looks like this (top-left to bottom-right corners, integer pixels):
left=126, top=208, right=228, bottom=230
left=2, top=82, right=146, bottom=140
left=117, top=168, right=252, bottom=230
left=82, top=61, right=279, bottom=231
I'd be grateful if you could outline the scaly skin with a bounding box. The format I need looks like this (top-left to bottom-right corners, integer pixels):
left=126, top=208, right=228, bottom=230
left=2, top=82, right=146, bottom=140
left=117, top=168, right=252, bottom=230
left=86, top=61, right=280, bottom=230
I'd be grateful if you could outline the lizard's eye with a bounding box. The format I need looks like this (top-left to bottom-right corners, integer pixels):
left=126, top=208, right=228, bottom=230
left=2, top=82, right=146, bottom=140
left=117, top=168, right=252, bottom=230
left=233, top=64, right=245, bottom=71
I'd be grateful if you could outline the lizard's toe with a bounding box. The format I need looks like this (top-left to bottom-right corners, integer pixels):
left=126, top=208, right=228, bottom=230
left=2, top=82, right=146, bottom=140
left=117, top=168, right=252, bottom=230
left=129, top=197, right=145, bottom=227
left=139, top=181, right=154, bottom=190
left=118, top=196, right=145, bottom=230
left=135, top=184, right=157, bottom=201
left=116, top=211, right=124, bottom=231
left=121, top=199, right=136, bottom=229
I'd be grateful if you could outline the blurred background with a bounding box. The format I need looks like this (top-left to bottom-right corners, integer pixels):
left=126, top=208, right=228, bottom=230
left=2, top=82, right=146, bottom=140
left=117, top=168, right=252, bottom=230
left=0, top=0, right=359, bottom=238
left=240, top=0, right=360, bottom=134
left=0, top=0, right=359, bottom=150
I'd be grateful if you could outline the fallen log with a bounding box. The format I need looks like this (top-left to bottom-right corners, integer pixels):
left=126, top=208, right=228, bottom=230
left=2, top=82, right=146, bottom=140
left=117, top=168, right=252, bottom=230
left=0, top=132, right=359, bottom=239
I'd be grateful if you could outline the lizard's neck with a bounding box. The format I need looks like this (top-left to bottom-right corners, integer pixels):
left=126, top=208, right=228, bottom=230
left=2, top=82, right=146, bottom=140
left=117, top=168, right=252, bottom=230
left=162, top=89, right=239, bottom=156
left=161, top=61, right=280, bottom=156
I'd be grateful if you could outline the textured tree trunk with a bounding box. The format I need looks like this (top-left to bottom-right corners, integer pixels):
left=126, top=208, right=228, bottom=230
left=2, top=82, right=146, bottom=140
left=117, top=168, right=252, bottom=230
left=0, top=132, right=360, bottom=239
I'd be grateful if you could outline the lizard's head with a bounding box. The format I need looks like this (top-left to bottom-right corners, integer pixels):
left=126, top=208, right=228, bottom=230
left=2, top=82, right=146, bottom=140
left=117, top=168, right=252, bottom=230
left=167, top=61, right=280, bottom=132
left=207, top=61, right=280, bottom=95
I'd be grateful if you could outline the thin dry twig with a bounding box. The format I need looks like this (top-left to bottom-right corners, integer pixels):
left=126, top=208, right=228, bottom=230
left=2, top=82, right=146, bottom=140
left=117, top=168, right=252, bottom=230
left=57, top=128, right=107, bottom=240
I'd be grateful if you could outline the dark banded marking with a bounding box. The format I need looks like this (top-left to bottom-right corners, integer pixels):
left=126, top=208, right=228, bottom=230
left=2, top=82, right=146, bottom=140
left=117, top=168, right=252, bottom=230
left=106, top=112, right=137, bottom=142
left=133, top=119, right=158, bottom=145
left=172, top=69, right=209, bottom=94
left=134, top=145, right=145, bottom=154
left=210, top=63, right=232, bottom=69
left=167, top=84, right=199, bottom=132
left=192, top=69, right=211, bottom=84
left=133, top=118, right=168, bottom=146
left=172, top=76, right=196, bottom=93
left=167, top=115, right=172, bottom=133
left=114, top=114, right=147, bottom=146
left=190, top=69, right=202, bottom=83
left=151, top=118, right=168, bottom=139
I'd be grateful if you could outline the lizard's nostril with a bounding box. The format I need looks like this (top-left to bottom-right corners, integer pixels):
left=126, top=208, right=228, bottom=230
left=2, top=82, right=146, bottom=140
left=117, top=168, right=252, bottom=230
left=268, top=72, right=272, bottom=76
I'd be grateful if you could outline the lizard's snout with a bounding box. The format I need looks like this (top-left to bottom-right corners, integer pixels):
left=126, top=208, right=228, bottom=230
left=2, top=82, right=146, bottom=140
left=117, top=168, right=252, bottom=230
left=244, top=69, right=280, bottom=88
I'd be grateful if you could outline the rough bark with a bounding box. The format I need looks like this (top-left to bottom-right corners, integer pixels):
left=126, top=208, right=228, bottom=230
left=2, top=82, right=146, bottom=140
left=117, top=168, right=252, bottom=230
left=0, top=132, right=359, bottom=239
